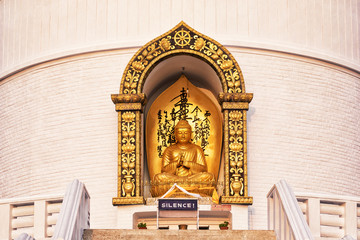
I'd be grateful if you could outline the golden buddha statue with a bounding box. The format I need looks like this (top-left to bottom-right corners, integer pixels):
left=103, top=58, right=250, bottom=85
left=152, top=120, right=215, bottom=197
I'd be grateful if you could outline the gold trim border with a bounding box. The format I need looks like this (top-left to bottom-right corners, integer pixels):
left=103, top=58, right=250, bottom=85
left=220, top=196, right=253, bottom=205
left=243, top=111, right=249, bottom=197
left=112, top=197, right=145, bottom=205
left=222, top=102, right=249, bottom=110
left=119, top=21, right=247, bottom=94
left=224, top=110, right=230, bottom=196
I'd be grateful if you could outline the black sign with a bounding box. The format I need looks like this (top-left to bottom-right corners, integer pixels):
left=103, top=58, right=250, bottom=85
left=159, top=199, right=198, bottom=211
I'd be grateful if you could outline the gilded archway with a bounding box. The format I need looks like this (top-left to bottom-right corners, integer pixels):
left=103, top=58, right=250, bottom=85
left=118, top=21, right=245, bottom=94
left=112, top=22, right=253, bottom=205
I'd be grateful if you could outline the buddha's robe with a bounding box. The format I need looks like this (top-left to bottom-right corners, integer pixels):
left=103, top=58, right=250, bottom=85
left=153, top=143, right=214, bottom=182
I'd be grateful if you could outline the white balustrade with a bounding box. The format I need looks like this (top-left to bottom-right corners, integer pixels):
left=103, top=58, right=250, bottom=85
left=47, top=203, right=62, bottom=214
left=320, top=225, right=343, bottom=238
left=46, top=200, right=63, bottom=238
left=267, top=180, right=314, bottom=240
left=12, top=206, right=34, bottom=217
left=320, top=203, right=344, bottom=216
left=268, top=181, right=360, bottom=240
left=0, top=195, right=63, bottom=240
left=0, top=180, right=89, bottom=240
left=12, top=216, right=34, bottom=229
left=320, top=214, right=344, bottom=228
left=295, top=193, right=360, bottom=240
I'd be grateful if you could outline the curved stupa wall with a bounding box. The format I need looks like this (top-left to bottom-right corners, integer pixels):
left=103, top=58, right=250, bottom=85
left=1, top=0, right=359, bottom=229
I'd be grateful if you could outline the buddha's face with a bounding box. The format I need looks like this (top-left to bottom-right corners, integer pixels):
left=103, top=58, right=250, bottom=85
left=175, top=127, right=191, bottom=144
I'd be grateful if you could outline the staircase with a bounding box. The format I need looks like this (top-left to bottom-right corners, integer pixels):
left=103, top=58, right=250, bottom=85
left=83, top=229, right=277, bottom=240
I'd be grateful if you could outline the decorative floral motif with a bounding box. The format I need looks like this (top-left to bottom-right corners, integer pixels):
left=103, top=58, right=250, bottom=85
left=122, top=112, right=136, bottom=122
left=220, top=60, right=234, bottom=71
left=229, top=142, right=243, bottom=152
left=122, top=130, right=135, bottom=138
left=229, top=111, right=242, bottom=121
left=122, top=143, right=136, bottom=153
left=159, top=38, right=171, bottom=51
left=194, top=37, right=206, bottom=51
left=124, top=71, right=140, bottom=94
left=131, top=61, right=145, bottom=72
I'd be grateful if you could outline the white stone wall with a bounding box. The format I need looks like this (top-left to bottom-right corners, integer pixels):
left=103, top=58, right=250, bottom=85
left=1, top=0, right=360, bottom=231
left=0, top=50, right=133, bottom=228
left=232, top=48, right=360, bottom=229
left=1, top=48, right=359, bottom=230
left=1, top=0, right=359, bottom=78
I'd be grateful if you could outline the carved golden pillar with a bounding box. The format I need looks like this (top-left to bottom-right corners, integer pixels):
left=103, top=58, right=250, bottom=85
left=111, top=93, right=146, bottom=205
left=219, top=93, right=253, bottom=205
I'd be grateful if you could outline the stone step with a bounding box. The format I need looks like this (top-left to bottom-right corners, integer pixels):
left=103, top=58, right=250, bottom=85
left=83, top=229, right=276, bottom=240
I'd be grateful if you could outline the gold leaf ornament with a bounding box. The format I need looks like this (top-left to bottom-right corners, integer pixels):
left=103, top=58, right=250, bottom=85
left=122, top=143, right=136, bottom=153
left=131, top=61, right=145, bottom=72
left=194, top=37, right=206, bottom=51
left=159, top=38, right=171, bottom=51
left=122, top=131, right=129, bottom=138
left=229, top=142, right=243, bottom=152
left=220, top=60, right=234, bottom=71
left=229, top=111, right=242, bottom=121
left=122, top=162, right=129, bottom=169
left=122, top=112, right=136, bottom=122
left=130, top=82, right=137, bottom=89
left=129, top=162, right=135, bottom=169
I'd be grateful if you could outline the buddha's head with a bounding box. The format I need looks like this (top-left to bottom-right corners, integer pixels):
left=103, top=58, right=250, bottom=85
left=174, top=120, right=192, bottom=144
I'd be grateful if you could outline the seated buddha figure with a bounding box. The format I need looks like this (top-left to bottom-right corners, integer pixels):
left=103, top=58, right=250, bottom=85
left=153, top=120, right=215, bottom=186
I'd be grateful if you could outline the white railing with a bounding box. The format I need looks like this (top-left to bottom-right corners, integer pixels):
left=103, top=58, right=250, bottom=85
left=51, top=179, right=90, bottom=240
left=0, top=194, right=63, bottom=240
left=0, top=180, right=90, bottom=240
left=268, top=180, right=314, bottom=240
left=296, top=192, right=360, bottom=240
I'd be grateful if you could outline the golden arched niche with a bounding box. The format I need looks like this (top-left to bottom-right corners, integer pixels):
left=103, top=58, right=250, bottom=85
left=146, top=75, right=222, bottom=186
left=112, top=22, right=253, bottom=205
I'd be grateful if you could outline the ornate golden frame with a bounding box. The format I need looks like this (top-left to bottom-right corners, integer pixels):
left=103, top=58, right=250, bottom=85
left=112, top=22, right=253, bottom=205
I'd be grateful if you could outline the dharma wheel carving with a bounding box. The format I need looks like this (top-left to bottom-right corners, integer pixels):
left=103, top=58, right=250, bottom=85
left=112, top=22, right=253, bottom=205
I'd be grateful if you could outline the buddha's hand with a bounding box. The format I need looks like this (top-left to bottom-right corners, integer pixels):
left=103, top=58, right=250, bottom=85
left=177, top=158, right=183, bottom=168
left=182, top=161, right=191, bottom=169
